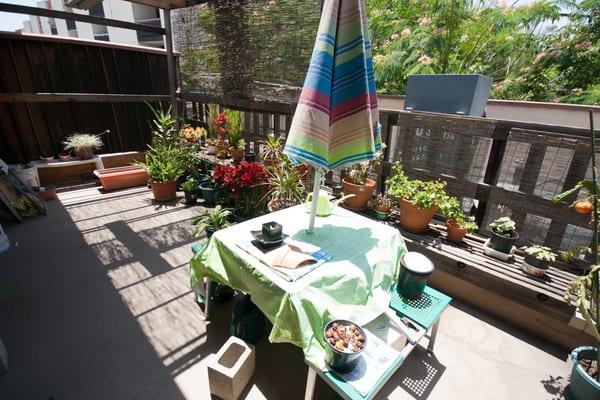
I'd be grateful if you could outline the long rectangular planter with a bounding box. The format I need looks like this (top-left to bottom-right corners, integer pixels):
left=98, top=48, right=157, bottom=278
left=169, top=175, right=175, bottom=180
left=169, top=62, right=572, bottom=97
left=93, top=166, right=148, bottom=191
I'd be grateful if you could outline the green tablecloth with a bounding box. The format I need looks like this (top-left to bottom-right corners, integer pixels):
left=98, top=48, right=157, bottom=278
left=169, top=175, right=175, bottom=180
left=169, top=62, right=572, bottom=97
left=190, top=205, right=407, bottom=368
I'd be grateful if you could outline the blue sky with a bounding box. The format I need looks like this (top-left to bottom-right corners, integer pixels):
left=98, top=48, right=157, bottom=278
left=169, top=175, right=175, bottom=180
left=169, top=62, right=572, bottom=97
left=0, top=0, right=39, bottom=32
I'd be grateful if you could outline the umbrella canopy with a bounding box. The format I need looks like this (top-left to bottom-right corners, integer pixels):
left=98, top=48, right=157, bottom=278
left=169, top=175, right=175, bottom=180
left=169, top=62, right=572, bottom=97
left=283, top=0, right=381, bottom=232
left=283, top=0, right=381, bottom=170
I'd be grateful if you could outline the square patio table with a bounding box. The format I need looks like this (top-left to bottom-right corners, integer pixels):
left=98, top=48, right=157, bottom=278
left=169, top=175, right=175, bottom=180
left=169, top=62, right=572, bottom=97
left=190, top=205, right=407, bottom=369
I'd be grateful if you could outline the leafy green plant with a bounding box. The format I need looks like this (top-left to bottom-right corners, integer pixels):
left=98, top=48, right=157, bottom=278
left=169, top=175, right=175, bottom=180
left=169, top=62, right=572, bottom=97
left=345, top=150, right=384, bottom=185
left=440, top=196, right=463, bottom=220
left=554, top=111, right=600, bottom=378
left=489, top=217, right=517, bottom=238
left=261, top=134, right=283, bottom=162
left=386, top=163, right=447, bottom=209
left=374, top=194, right=393, bottom=211
left=521, top=245, right=556, bottom=263
left=147, top=103, right=176, bottom=145
left=63, top=132, right=103, bottom=152
left=264, top=158, right=305, bottom=204
left=225, top=109, right=244, bottom=148
left=459, top=219, right=478, bottom=234
left=136, top=143, right=184, bottom=183
left=181, top=178, right=198, bottom=192
left=192, top=205, right=232, bottom=237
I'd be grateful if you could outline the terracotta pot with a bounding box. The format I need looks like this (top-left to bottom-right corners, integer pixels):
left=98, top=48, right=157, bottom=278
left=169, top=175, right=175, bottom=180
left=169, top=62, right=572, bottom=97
left=342, top=178, right=376, bottom=211
left=75, top=147, right=94, bottom=160
left=230, top=147, right=245, bottom=162
left=374, top=204, right=391, bottom=213
left=94, top=166, right=148, bottom=191
left=446, top=219, right=467, bottom=243
left=268, top=199, right=298, bottom=212
left=398, top=199, right=438, bottom=233
left=151, top=181, right=177, bottom=201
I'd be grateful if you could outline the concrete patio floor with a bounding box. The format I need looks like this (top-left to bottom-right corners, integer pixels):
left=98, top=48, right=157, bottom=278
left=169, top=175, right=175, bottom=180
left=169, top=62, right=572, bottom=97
left=0, top=186, right=572, bottom=399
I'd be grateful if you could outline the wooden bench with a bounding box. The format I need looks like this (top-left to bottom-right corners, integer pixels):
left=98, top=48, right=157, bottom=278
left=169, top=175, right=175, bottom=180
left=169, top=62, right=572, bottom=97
left=391, top=216, right=594, bottom=350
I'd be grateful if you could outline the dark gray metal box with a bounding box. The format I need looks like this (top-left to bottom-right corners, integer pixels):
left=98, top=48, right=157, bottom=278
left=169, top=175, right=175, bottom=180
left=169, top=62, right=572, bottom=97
left=404, top=74, right=493, bottom=117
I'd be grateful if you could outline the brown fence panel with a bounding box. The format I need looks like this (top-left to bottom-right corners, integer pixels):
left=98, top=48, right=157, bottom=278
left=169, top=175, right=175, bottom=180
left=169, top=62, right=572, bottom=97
left=0, top=33, right=170, bottom=164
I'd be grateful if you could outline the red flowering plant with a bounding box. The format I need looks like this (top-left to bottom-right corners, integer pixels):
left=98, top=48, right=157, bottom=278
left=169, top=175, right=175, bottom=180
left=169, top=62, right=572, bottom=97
left=213, top=161, right=269, bottom=218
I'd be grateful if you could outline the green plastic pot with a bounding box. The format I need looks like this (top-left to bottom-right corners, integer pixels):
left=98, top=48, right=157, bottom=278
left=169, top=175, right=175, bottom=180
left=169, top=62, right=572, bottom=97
left=569, top=346, right=600, bottom=399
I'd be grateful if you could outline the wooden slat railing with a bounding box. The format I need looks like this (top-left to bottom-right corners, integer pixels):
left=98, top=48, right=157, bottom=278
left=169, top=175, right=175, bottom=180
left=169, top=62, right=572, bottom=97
left=183, top=97, right=599, bottom=251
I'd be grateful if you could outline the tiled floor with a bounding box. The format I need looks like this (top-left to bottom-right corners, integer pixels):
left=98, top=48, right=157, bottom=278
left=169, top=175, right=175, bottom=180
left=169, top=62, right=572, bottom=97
left=0, top=186, right=571, bottom=399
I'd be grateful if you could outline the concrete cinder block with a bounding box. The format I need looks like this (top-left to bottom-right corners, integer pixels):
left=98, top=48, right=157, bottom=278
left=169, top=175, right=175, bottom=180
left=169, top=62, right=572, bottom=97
left=207, top=336, right=255, bottom=400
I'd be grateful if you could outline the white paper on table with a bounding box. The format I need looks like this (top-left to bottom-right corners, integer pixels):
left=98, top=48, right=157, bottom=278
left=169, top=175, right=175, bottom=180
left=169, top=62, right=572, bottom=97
left=336, top=326, right=401, bottom=396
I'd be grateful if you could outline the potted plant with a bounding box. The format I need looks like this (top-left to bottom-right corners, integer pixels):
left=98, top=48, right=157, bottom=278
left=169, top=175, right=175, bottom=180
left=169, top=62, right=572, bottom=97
left=199, top=179, right=217, bottom=206
left=136, top=143, right=184, bottom=201
left=553, top=112, right=600, bottom=399
left=213, top=162, right=268, bottom=219
left=441, top=196, right=478, bottom=243
left=181, top=178, right=199, bottom=206
left=192, top=205, right=232, bottom=238
left=373, top=194, right=393, bottom=220
left=63, top=132, right=104, bottom=159
left=342, top=153, right=383, bottom=211
left=206, top=137, right=217, bottom=155
left=225, top=109, right=245, bottom=162
left=488, top=217, right=518, bottom=253
left=520, top=245, right=556, bottom=276
left=261, top=134, right=283, bottom=168
left=263, top=157, right=305, bottom=212
left=179, top=125, right=206, bottom=144
left=386, top=163, right=447, bottom=233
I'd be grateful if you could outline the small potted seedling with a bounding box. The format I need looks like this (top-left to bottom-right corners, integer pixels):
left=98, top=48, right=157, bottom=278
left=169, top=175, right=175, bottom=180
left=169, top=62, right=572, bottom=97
left=488, top=217, right=518, bottom=254
left=441, top=196, right=478, bottom=243
left=520, top=245, right=556, bottom=276
left=192, top=205, right=232, bottom=238
left=181, top=178, right=199, bottom=206
left=323, top=320, right=366, bottom=372
left=373, top=194, right=393, bottom=220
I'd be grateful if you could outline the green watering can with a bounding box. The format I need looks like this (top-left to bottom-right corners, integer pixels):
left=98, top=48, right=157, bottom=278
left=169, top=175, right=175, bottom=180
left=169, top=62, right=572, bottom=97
left=304, top=190, right=354, bottom=217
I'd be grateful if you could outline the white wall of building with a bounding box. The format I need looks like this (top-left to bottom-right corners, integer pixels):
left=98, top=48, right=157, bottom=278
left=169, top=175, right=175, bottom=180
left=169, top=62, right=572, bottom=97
left=103, top=0, right=137, bottom=45
left=20, top=0, right=163, bottom=48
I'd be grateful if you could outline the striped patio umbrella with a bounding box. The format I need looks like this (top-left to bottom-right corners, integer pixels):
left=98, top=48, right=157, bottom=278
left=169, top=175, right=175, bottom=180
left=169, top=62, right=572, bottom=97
left=283, top=0, right=381, bottom=232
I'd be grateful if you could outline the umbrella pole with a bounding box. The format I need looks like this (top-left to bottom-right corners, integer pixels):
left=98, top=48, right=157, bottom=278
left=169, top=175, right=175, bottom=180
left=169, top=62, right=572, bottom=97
left=307, top=168, right=322, bottom=234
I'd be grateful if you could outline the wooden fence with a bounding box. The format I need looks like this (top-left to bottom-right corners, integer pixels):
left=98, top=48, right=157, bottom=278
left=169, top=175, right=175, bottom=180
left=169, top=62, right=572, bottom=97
left=182, top=95, right=599, bottom=251
left=0, top=32, right=171, bottom=164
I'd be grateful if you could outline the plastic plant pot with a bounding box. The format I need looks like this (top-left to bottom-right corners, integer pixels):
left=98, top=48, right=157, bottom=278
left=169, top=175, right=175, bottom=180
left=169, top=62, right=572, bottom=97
left=488, top=230, right=519, bottom=254
left=397, top=252, right=434, bottom=299
left=323, top=319, right=367, bottom=373
left=569, top=346, right=600, bottom=400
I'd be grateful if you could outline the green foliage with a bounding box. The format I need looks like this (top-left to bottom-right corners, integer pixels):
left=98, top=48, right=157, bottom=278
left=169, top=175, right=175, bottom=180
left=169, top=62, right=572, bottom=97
left=374, top=193, right=394, bottom=210
left=489, top=216, right=516, bottom=237
left=136, top=143, right=184, bottom=183
left=147, top=103, right=176, bottom=145
left=460, top=219, right=478, bottom=233
left=386, top=163, right=447, bottom=209
left=63, top=132, right=103, bottom=151
left=521, top=244, right=556, bottom=262
left=225, top=109, right=244, bottom=148
left=440, top=196, right=463, bottom=220
left=368, top=0, right=560, bottom=95
left=265, top=158, right=305, bottom=204
left=192, top=205, right=232, bottom=237
left=261, top=134, right=283, bottom=161
left=181, top=178, right=198, bottom=192
left=345, top=151, right=383, bottom=185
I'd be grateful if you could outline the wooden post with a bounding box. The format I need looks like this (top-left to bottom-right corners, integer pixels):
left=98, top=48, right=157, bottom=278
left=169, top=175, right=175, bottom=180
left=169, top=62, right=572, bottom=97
left=163, top=9, right=178, bottom=128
